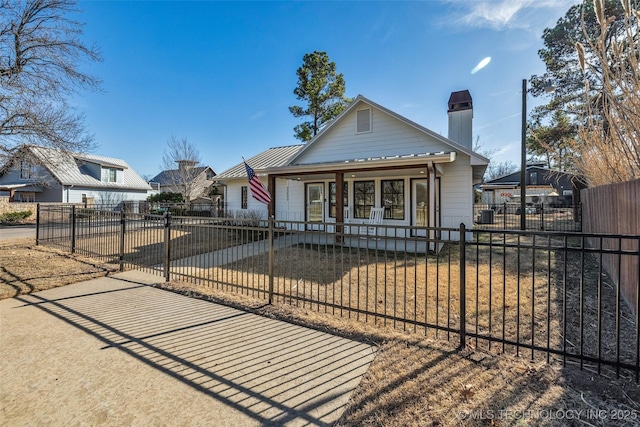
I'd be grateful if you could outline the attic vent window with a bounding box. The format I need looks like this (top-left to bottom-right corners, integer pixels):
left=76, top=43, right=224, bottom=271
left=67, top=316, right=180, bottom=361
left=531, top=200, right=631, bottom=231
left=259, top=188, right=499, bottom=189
left=356, top=108, right=372, bottom=133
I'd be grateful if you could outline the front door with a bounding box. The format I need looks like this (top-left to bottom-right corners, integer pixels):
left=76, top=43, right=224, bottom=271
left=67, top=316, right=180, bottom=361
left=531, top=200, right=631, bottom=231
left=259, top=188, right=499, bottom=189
left=412, top=179, right=429, bottom=237
left=306, top=183, right=324, bottom=229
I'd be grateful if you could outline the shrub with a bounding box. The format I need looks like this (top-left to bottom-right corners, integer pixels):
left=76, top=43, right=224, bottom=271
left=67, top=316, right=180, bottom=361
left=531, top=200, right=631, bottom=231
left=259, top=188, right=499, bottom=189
left=147, top=192, right=184, bottom=203
left=0, top=210, right=33, bottom=224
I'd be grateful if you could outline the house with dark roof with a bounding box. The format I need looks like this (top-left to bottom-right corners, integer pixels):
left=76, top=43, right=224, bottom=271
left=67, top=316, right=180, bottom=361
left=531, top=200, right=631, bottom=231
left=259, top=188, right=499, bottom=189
left=149, top=160, right=216, bottom=202
left=0, top=145, right=152, bottom=205
left=481, top=163, right=585, bottom=206
left=214, top=91, right=489, bottom=236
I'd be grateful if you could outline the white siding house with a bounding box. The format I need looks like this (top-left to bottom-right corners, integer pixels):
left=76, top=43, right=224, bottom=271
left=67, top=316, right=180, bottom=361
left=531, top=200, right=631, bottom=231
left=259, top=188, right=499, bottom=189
left=215, top=92, right=488, bottom=235
left=0, top=145, right=152, bottom=206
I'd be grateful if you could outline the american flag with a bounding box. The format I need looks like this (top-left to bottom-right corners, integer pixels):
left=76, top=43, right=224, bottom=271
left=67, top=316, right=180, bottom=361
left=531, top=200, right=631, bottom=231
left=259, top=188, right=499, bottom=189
left=244, top=160, right=271, bottom=205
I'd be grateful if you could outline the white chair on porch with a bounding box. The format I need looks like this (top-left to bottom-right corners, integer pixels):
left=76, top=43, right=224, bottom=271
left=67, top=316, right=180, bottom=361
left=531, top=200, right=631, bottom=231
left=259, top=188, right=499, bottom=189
left=343, top=207, right=351, bottom=234
left=359, top=207, right=385, bottom=238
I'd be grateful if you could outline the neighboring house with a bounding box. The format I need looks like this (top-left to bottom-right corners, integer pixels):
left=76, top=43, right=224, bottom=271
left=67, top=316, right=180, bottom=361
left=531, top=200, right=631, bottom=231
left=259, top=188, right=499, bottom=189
left=481, top=163, right=586, bottom=206
left=149, top=160, right=217, bottom=203
left=0, top=145, right=152, bottom=205
left=215, top=91, right=489, bottom=234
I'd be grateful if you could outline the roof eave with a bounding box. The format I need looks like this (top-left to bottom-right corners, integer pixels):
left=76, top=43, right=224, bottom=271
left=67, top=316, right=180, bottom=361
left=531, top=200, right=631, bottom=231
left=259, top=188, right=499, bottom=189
left=264, top=152, right=456, bottom=175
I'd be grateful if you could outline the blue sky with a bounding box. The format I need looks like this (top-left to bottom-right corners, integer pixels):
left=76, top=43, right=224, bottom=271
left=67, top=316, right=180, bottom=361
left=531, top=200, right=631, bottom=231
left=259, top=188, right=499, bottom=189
left=71, top=0, right=579, bottom=179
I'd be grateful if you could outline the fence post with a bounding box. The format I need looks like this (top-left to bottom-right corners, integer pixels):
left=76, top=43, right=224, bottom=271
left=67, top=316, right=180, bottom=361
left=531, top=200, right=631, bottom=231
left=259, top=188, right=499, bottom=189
left=503, top=202, right=507, bottom=229
left=268, top=215, right=275, bottom=304
left=577, top=203, right=583, bottom=231
left=119, top=211, right=126, bottom=272
left=36, top=204, right=40, bottom=246
left=70, top=205, right=76, bottom=254
left=459, top=222, right=467, bottom=349
left=163, top=211, right=171, bottom=282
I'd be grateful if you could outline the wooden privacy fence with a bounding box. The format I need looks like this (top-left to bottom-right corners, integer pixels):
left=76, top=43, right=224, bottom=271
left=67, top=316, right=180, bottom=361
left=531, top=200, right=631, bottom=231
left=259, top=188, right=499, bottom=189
left=582, top=179, right=640, bottom=315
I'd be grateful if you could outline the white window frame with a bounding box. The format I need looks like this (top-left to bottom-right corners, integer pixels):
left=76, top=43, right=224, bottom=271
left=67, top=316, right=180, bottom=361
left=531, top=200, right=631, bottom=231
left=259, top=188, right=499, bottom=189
left=241, top=186, right=248, bottom=209
left=20, top=161, right=35, bottom=180
left=103, top=167, right=118, bottom=183
left=356, top=108, right=372, bottom=134
left=17, top=192, right=35, bottom=202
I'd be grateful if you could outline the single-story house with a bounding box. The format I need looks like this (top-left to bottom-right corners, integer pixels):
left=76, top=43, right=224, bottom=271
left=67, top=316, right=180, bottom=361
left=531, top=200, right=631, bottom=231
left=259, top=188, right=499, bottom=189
left=149, top=160, right=217, bottom=203
left=0, top=145, right=152, bottom=206
left=481, top=163, right=586, bottom=207
left=214, top=91, right=489, bottom=237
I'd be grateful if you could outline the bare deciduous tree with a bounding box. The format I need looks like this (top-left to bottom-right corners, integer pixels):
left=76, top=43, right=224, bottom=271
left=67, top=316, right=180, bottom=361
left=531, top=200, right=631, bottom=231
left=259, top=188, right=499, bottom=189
left=575, top=0, right=640, bottom=186
left=160, top=135, right=204, bottom=202
left=0, top=0, right=101, bottom=160
left=472, top=137, right=519, bottom=182
left=485, top=161, right=519, bottom=182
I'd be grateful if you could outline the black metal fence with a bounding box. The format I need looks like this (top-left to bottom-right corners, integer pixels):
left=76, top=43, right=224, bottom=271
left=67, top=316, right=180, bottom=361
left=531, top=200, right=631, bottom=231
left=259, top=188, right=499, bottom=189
left=37, top=204, right=639, bottom=381
left=474, top=203, right=582, bottom=232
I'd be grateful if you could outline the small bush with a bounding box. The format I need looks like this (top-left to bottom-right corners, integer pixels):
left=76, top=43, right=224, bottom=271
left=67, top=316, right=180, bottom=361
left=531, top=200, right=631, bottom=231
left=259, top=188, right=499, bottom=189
left=0, top=210, right=33, bottom=224
left=147, top=192, right=184, bottom=203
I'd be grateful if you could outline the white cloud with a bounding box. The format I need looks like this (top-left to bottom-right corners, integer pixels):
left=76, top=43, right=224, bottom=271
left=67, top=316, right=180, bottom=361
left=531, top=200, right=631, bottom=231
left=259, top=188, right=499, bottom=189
left=399, top=102, right=422, bottom=109
left=442, top=0, right=579, bottom=31
left=250, top=110, right=266, bottom=121
left=494, top=143, right=515, bottom=157
left=476, top=113, right=520, bottom=131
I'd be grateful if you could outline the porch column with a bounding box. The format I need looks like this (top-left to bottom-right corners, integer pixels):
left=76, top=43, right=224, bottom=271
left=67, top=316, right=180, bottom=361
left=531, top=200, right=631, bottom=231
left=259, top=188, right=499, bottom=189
left=268, top=174, right=276, bottom=218
left=335, top=171, right=344, bottom=242
left=336, top=172, right=344, bottom=223
left=429, top=162, right=436, bottom=241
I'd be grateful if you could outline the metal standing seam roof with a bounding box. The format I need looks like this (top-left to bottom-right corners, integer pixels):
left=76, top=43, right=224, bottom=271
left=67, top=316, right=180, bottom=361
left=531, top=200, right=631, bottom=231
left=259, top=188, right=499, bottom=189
left=214, top=145, right=305, bottom=179
left=29, top=146, right=152, bottom=190
left=150, top=166, right=210, bottom=185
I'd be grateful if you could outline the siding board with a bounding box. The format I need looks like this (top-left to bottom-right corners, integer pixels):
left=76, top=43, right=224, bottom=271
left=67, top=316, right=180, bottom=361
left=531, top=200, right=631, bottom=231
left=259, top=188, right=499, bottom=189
left=295, top=107, right=453, bottom=164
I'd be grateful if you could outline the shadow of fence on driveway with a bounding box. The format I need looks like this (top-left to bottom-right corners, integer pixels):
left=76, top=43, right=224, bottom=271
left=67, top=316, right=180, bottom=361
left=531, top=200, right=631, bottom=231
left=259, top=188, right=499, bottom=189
left=3, top=274, right=376, bottom=426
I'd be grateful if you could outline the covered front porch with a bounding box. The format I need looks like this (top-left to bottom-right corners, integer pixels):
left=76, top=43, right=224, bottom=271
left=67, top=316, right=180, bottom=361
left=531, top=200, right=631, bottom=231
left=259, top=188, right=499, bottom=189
left=0, top=184, right=43, bottom=202
left=262, top=152, right=457, bottom=236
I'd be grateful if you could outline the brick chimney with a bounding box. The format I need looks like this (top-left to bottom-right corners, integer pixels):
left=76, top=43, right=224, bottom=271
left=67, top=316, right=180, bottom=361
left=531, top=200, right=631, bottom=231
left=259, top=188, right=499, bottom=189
left=447, top=90, right=473, bottom=149
left=177, top=160, right=197, bottom=171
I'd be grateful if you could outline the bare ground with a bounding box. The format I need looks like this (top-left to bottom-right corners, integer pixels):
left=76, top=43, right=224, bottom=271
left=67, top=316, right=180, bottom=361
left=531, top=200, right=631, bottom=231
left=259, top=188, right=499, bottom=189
left=1, top=237, right=639, bottom=426
left=0, top=238, right=115, bottom=299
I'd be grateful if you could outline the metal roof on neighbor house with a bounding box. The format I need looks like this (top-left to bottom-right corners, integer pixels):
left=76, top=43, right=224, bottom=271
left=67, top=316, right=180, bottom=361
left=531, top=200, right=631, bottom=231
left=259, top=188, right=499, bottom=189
left=28, top=146, right=152, bottom=190
left=150, top=167, right=209, bottom=185
left=215, top=145, right=305, bottom=180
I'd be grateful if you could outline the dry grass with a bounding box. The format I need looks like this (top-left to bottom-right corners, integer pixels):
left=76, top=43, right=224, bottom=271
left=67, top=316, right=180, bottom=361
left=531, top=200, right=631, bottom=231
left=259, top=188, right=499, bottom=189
left=0, top=238, right=115, bottom=299
left=174, top=234, right=639, bottom=374
left=476, top=211, right=581, bottom=232
left=158, top=279, right=640, bottom=427
left=3, top=237, right=640, bottom=426
left=63, top=223, right=264, bottom=267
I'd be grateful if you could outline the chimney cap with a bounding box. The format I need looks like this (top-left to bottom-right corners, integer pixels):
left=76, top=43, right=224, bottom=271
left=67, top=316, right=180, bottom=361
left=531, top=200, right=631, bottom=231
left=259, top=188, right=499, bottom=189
left=177, top=159, right=197, bottom=170
left=448, top=90, right=473, bottom=112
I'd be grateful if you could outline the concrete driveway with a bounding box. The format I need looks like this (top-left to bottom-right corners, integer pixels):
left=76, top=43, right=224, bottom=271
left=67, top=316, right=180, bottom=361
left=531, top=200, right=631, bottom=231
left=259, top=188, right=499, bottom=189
left=0, top=224, right=36, bottom=240
left=0, top=270, right=377, bottom=426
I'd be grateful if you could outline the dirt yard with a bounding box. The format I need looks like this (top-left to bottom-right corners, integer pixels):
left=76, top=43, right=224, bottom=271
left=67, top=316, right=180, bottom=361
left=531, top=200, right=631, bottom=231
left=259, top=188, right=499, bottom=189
left=2, top=237, right=639, bottom=426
